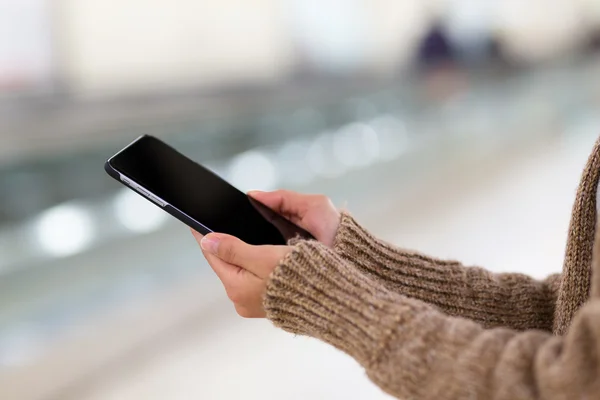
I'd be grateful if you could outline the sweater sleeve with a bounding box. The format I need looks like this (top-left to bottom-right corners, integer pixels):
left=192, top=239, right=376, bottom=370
left=265, top=241, right=600, bottom=400
left=333, top=212, right=561, bottom=331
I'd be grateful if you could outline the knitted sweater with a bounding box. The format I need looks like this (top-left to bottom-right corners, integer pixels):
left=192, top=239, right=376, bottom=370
left=264, top=138, right=600, bottom=399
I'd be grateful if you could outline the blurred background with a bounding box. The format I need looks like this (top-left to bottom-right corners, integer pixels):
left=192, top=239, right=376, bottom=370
left=2, top=0, right=600, bottom=399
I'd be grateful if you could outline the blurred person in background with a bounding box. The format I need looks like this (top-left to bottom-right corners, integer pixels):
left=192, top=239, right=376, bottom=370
left=414, top=18, right=466, bottom=101
left=415, top=19, right=457, bottom=71
left=194, top=138, right=600, bottom=399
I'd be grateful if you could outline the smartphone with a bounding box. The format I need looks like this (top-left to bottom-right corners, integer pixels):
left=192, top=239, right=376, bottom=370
left=105, top=135, right=313, bottom=245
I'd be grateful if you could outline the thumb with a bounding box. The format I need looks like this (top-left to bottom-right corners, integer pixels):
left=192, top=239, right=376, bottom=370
left=201, top=233, right=246, bottom=265
left=200, top=232, right=287, bottom=279
left=201, top=233, right=269, bottom=277
left=191, top=229, right=243, bottom=284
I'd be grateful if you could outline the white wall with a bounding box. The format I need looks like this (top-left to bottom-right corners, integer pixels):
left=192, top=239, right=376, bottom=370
left=56, top=0, right=435, bottom=95
left=57, top=0, right=294, bottom=97
left=364, top=0, right=428, bottom=76
left=495, top=0, right=587, bottom=62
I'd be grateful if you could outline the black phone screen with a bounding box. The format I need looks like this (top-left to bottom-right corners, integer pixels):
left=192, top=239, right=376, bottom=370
left=108, top=135, right=313, bottom=245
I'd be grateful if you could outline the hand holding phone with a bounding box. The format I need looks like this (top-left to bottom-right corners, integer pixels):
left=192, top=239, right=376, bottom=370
left=192, top=228, right=291, bottom=318
left=192, top=190, right=339, bottom=318
left=247, top=190, right=340, bottom=247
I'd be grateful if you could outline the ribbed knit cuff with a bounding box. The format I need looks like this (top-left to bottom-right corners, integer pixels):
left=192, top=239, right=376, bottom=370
left=329, top=212, right=557, bottom=331
left=264, top=240, right=426, bottom=367
left=334, top=211, right=460, bottom=270
left=332, top=211, right=463, bottom=297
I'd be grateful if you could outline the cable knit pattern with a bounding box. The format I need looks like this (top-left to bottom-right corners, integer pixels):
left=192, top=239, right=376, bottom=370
left=333, top=212, right=561, bottom=331
left=264, top=137, right=600, bottom=399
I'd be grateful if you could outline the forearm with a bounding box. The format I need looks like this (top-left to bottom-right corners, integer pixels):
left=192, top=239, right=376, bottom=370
left=333, top=212, right=561, bottom=331
left=266, top=241, right=600, bottom=400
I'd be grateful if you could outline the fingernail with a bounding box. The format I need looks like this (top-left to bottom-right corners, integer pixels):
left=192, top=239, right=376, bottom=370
left=201, top=235, right=220, bottom=253
left=247, top=190, right=263, bottom=197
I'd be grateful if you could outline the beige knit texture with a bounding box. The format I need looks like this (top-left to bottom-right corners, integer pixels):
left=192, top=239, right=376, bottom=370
left=554, top=137, right=600, bottom=334
left=333, top=213, right=561, bottom=332
left=265, top=137, right=600, bottom=399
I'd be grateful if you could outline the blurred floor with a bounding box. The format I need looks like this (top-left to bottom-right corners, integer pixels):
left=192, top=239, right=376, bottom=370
left=66, top=131, right=598, bottom=400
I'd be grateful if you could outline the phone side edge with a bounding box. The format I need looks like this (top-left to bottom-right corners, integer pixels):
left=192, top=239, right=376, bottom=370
left=104, top=159, right=213, bottom=236
left=104, top=159, right=121, bottom=181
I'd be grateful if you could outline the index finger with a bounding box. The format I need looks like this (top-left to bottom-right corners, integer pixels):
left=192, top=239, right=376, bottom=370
left=248, top=190, right=309, bottom=221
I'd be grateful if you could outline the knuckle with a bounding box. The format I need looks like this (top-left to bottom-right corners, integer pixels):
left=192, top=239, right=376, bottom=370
left=227, top=289, right=242, bottom=304
left=235, top=305, right=253, bottom=318
left=313, top=195, right=333, bottom=210
left=316, top=194, right=330, bottom=204
left=226, top=280, right=248, bottom=304
left=225, top=282, right=242, bottom=303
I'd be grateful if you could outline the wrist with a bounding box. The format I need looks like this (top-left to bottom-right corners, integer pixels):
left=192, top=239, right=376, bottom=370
left=264, top=240, right=408, bottom=366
